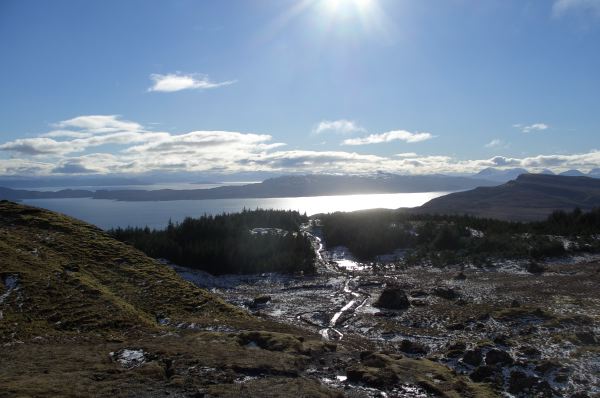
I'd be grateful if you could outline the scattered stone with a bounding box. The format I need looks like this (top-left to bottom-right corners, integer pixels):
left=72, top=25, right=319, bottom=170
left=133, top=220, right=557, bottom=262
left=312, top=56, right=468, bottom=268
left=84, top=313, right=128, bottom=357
left=432, top=287, right=460, bottom=300
left=374, top=287, right=410, bottom=310
left=485, top=349, right=513, bottom=366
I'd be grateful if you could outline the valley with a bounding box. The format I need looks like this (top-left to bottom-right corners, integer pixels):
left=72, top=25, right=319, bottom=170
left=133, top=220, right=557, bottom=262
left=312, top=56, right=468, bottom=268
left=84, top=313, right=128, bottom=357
left=168, top=220, right=600, bottom=397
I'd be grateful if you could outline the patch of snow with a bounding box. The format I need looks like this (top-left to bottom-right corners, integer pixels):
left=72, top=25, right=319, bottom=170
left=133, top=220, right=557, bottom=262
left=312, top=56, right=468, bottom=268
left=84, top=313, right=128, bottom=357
left=249, top=227, right=288, bottom=236
left=111, top=349, right=146, bottom=369
left=0, top=275, right=19, bottom=305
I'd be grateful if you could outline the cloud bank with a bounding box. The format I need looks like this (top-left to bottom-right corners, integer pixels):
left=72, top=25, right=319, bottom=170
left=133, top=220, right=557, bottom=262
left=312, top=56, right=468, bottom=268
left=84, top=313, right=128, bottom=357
left=0, top=115, right=598, bottom=177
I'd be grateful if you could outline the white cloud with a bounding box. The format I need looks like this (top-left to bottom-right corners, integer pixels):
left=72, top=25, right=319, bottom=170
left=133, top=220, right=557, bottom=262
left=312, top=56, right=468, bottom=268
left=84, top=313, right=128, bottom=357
left=0, top=137, right=73, bottom=155
left=514, top=123, right=549, bottom=133
left=395, top=152, right=418, bottom=158
left=148, top=73, right=236, bottom=92
left=553, top=0, right=600, bottom=17
left=55, top=115, right=142, bottom=133
left=485, top=139, right=502, bottom=148
left=313, top=120, right=366, bottom=134
left=342, top=130, right=434, bottom=145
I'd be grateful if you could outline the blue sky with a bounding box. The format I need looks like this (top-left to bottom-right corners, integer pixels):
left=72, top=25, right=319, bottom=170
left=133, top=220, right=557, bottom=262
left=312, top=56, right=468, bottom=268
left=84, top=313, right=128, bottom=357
left=0, top=0, right=599, bottom=177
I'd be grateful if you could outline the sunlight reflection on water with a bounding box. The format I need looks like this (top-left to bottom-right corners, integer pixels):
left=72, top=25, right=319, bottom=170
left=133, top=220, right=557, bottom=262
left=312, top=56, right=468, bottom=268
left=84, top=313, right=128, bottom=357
left=23, top=191, right=451, bottom=230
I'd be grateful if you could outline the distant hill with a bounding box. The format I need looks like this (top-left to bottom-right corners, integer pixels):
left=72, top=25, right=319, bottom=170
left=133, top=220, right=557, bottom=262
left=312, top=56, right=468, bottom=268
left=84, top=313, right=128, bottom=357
left=414, top=173, right=600, bottom=221
left=0, top=173, right=498, bottom=201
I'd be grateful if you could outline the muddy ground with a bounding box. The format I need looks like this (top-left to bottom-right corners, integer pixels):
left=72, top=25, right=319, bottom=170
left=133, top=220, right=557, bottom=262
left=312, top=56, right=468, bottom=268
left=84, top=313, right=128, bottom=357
left=171, top=225, right=600, bottom=398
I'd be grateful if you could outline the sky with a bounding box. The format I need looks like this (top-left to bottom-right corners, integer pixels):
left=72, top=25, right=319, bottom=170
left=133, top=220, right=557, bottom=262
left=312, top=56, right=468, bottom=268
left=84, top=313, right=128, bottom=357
left=0, top=0, right=599, bottom=178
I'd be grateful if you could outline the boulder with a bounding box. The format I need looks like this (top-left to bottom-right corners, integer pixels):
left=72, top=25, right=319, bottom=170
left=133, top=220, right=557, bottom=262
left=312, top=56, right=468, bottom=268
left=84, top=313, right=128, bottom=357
left=485, top=349, right=513, bottom=366
left=508, top=371, right=539, bottom=395
left=575, top=331, right=598, bottom=345
left=526, top=261, right=546, bottom=274
left=470, top=365, right=495, bottom=382
left=398, top=339, right=428, bottom=355
left=374, top=287, right=410, bottom=310
left=462, top=349, right=483, bottom=367
left=253, top=295, right=272, bottom=306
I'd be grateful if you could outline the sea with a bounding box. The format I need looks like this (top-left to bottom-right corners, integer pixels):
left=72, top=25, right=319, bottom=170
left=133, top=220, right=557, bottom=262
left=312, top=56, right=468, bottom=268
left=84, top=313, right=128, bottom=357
left=21, top=182, right=451, bottom=230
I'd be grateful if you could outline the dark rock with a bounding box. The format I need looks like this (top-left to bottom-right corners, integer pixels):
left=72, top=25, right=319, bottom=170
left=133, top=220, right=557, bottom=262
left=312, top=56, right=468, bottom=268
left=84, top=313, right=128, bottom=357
left=470, top=365, right=494, bottom=382
left=462, top=349, right=483, bottom=367
left=374, top=287, right=410, bottom=310
left=570, top=393, right=590, bottom=398
left=447, top=341, right=467, bottom=351
left=508, top=371, right=539, bottom=395
left=535, top=360, right=562, bottom=374
left=485, top=349, right=513, bottom=366
left=575, top=331, right=598, bottom=345
left=446, top=349, right=464, bottom=358
left=252, top=295, right=271, bottom=306
left=410, top=290, right=428, bottom=297
left=493, top=335, right=511, bottom=347
left=398, top=339, right=428, bottom=355
left=536, top=381, right=555, bottom=397
left=510, top=299, right=521, bottom=308
left=432, top=287, right=460, bottom=300
left=526, top=261, right=546, bottom=274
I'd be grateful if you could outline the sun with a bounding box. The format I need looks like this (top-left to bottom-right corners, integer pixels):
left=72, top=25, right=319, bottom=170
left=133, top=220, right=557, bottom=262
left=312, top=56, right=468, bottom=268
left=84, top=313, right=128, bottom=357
left=323, top=0, right=374, bottom=14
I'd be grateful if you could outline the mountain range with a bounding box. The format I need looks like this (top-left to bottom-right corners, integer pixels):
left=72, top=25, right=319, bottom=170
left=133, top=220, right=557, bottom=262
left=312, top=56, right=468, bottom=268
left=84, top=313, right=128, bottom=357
left=0, top=173, right=498, bottom=202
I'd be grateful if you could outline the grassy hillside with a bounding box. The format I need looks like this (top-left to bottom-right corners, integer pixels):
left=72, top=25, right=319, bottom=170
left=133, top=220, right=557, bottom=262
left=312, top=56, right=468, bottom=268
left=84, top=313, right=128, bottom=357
left=0, top=201, right=496, bottom=397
